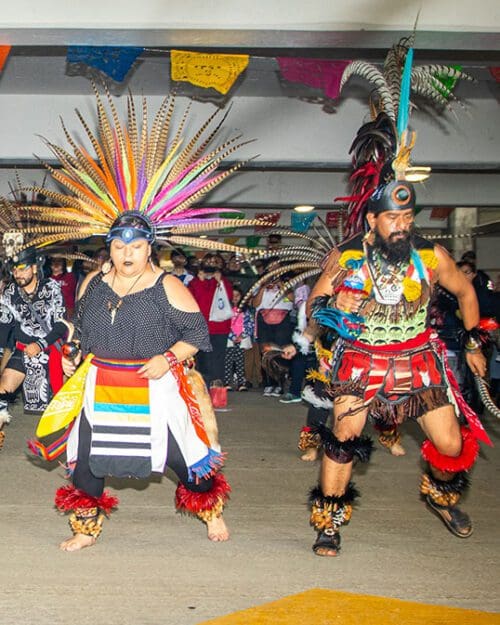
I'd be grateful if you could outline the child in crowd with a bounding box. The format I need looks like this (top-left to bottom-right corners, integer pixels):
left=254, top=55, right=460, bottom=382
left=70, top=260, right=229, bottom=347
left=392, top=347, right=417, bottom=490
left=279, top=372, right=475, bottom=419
left=224, top=286, right=254, bottom=391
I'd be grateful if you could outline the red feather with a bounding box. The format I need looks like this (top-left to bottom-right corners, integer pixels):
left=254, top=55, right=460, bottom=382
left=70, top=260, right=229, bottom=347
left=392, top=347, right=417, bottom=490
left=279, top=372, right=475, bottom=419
left=175, top=472, right=231, bottom=514
left=421, top=426, right=479, bottom=472
left=54, top=484, right=119, bottom=515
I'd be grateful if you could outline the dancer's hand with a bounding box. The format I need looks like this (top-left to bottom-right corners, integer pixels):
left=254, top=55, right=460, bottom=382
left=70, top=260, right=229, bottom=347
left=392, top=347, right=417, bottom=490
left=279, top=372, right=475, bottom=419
left=465, top=350, right=487, bottom=377
left=138, top=354, right=170, bottom=379
left=281, top=344, right=297, bottom=360
left=62, top=352, right=82, bottom=377
left=335, top=290, right=363, bottom=314
left=24, top=343, right=42, bottom=358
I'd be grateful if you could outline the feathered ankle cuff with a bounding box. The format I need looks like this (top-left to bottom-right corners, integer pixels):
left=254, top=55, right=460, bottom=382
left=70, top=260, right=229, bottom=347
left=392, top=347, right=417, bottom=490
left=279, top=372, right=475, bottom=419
left=308, top=483, right=359, bottom=531
left=175, top=472, right=231, bottom=522
left=298, top=426, right=322, bottom=451
left=420, top=471, right=470, bottom=507
left=55, top=484, right=119, bottom=539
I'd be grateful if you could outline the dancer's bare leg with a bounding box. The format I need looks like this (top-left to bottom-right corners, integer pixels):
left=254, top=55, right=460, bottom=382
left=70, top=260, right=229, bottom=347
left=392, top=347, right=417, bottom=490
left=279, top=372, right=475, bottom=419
left=206, top=514, right=230, bottom=541
left=60, top=534, right=96, bottom=552
left=315, top=396, right=368, bottom=556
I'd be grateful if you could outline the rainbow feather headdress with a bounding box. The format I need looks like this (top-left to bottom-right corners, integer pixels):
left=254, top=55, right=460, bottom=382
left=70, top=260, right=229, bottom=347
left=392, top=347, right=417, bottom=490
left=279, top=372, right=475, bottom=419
left=0, top=85, right=268, bottom=257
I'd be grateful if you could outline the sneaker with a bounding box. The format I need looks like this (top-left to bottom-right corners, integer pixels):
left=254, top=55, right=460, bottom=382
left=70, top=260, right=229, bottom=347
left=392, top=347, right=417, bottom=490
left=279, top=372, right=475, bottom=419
left=270, top=386, right=283, bottom=397
left=279, top=393, right=302, bottom=404
left=263, top=386, right=274, bottom=397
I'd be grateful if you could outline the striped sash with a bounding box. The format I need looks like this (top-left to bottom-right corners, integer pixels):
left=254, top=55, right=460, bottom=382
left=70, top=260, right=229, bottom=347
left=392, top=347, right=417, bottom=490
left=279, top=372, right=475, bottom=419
left=89, top=358, right=152, bottom=478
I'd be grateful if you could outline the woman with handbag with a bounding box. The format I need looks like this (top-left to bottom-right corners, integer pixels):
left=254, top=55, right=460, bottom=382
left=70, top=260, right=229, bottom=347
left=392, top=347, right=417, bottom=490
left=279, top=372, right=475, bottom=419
left=189, top=253, right=234, bottom=385
left=252, top=259, right=294, bottom=397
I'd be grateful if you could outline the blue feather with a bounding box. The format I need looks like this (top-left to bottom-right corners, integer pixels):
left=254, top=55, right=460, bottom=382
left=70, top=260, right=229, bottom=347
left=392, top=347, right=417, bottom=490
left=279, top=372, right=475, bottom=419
left=397, top=47, right=414, bottom=138
left=313, top=307, right=365, bottom=341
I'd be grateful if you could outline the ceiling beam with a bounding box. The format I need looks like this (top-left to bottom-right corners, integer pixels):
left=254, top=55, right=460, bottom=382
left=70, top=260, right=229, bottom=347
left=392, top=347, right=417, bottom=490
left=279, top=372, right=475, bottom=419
left=2, top=29, right=500, bottom=55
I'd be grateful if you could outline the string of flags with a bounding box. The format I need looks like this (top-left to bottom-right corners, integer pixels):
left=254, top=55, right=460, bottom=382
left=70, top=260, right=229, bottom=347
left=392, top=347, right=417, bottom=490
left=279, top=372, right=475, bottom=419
left=1, top=44, right=498, bottom=100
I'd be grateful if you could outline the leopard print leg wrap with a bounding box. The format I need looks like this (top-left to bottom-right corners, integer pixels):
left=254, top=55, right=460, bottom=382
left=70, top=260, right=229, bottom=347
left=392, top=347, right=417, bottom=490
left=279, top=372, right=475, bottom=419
left=420, top=471, right=469, bottom=507
left=298, top=427, right=321, bottom=451
left=308, top=483, right=359, bottom=532
left=68, top=507, right=104, bottom=539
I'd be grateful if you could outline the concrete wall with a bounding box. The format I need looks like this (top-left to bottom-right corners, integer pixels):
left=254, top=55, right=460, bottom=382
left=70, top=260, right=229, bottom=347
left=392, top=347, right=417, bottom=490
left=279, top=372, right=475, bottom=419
left=1, top=0, right=499, bottom=31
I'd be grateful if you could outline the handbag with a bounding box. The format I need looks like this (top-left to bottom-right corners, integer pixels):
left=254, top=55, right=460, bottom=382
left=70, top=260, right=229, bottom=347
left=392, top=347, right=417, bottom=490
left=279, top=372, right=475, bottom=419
left=209, top=384, right=228, bottom=408
left=209, top=282, right=233, bottom=322
left=260, top=308, right=289, bottom=325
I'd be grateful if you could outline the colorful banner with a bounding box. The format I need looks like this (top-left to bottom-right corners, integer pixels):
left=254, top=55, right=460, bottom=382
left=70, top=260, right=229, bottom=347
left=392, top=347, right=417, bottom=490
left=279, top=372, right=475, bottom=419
left=325, top=210, right=341, bottom=228
left=66, top=46, right=144, bottom=82
left=245, top=235, right=261, bottom=248
left=219, top=211, right=245, bottom=234
left=171, top=50, right=249, bottom=95
left=277, top=58, right=351, bottom=99
left=430, top=207, right=454, bottom=220
left=489, top=67, right=500, bottom=82
left=291, top=211, right=316, bottom=233
left=433, top=65, right=462, bottom=98
left=254, top=211, right=281, bottom=232
left=0, top=45, right=11, bottom=72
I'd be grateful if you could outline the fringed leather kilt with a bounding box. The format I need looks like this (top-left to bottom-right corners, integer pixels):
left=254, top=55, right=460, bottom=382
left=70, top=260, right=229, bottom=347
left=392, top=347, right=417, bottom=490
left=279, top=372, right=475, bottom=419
left=330, top=330, right=451, bottom=425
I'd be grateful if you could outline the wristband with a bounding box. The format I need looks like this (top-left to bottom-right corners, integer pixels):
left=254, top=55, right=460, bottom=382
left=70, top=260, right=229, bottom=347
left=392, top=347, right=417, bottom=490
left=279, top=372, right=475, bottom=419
left=462, top=329, right=482, bottom=352
left=163, top=350, right=179, bottom=367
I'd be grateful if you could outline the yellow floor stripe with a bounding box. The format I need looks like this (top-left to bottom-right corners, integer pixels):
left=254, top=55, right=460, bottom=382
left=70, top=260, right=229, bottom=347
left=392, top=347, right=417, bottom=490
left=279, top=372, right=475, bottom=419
left=199, top=589, right=500, bottom=625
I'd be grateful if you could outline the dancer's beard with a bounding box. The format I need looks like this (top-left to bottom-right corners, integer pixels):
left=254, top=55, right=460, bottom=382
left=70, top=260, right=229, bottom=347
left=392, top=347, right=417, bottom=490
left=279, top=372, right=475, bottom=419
left=374, top=227, right=414, bottom=264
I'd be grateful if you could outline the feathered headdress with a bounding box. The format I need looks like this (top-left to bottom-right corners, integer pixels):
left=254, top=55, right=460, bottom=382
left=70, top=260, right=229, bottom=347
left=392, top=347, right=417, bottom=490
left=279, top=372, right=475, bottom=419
left=0, top=84, right=270, bottom=258
left=337, top=33, right=474, bottom=237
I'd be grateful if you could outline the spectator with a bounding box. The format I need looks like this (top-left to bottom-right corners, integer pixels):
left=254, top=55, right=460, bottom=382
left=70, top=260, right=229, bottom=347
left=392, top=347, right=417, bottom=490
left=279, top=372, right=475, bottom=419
left=186, top=255, right=201, bottom=277
left=169, top=248, right=194, bottom=286
left=189, top=253, right=233, bottom=385
left=266, top=233, right=282, bottom=252
left=458, top=260, right=499, bottom=320
left=48, top=256, right=77, bottom=319
left=223, top=286, right=253, bottom=391
left=224, top=253, right=255, bottom=294
left=252, top=258, right=294, bottom=397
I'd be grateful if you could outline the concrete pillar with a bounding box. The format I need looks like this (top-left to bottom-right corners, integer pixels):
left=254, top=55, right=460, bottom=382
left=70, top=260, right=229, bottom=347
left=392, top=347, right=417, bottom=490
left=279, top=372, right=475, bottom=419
left=450, top=206, right=478, bottom=261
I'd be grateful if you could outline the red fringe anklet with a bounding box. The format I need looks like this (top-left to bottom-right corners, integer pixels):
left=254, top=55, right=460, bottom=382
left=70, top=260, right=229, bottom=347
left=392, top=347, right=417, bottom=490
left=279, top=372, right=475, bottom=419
left=55, top=484, right=119, bottom=515
left=175, top=472, right=231, bottom=520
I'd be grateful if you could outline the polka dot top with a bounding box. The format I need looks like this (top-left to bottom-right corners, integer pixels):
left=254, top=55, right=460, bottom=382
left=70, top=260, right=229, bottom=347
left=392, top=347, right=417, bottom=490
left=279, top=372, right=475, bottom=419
left=76, top=273, right=211, bottom=360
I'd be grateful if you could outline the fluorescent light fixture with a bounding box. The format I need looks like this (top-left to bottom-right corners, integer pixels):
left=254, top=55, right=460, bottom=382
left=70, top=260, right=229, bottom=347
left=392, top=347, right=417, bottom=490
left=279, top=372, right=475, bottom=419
left=405, top=167, right=432, bottom=183
left=293, top=204, right=315, bottom=213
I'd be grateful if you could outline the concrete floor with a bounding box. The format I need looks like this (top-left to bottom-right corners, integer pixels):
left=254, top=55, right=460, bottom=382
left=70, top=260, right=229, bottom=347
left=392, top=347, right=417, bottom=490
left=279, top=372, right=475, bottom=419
left=0, top=390, right=499, bottom=625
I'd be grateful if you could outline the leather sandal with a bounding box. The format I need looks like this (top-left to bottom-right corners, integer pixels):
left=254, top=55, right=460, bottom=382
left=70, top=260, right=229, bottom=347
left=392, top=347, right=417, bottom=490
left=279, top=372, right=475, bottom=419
left=426, top=495, right=473, bottom=538
left=312, top=529, right=341, bottom=556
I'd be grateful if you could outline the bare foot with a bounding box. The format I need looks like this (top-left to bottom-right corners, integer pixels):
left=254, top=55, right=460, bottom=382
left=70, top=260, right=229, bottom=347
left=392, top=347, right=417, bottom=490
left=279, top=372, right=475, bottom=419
left=389, top=442, right=406, bottom=456
left=206, top=515, right=230, bottom=542
left=59, top=533, right=96, bottom=552
left=300, top=447, right=318, bottom=462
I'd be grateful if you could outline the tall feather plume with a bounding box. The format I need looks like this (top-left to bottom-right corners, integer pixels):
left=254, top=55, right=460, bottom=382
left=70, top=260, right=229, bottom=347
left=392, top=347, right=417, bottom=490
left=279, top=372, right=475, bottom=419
left=0, top=86, right=262, bottom=259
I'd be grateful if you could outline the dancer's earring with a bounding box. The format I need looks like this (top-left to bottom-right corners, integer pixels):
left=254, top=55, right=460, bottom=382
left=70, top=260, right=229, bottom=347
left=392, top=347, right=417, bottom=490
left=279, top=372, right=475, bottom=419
left=101, top=260, right=112, bottom=275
